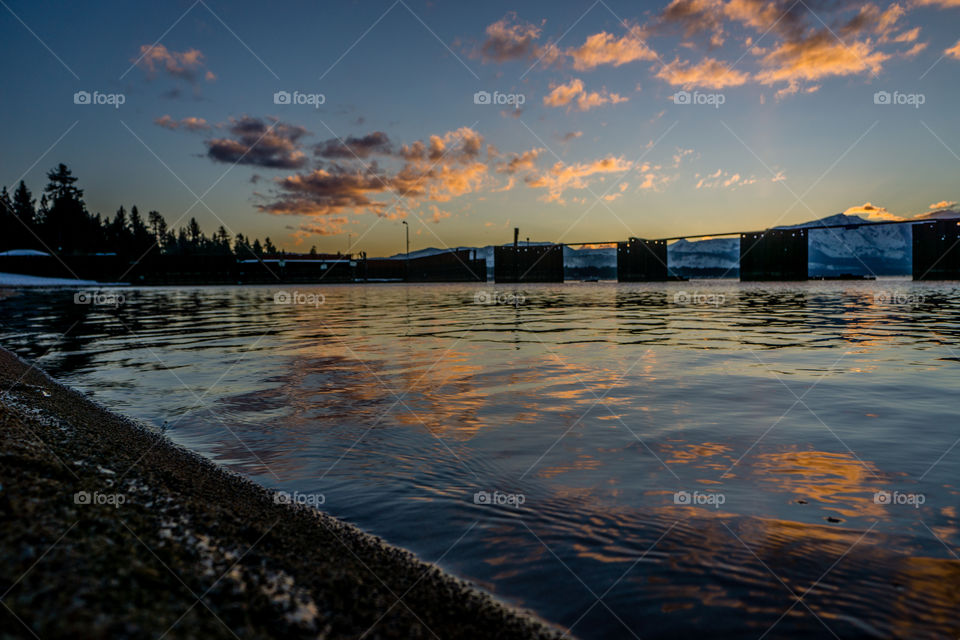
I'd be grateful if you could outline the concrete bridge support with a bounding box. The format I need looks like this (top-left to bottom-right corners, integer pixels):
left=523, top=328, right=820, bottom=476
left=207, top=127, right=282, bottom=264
left=617, top=238, right=668, bottom=282
left=913, top=220, right=960, bottom=280
left=739, top=228, right=808, bottom=281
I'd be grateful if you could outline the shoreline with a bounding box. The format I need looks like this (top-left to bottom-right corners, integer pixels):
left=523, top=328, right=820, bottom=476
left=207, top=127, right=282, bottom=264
left=0, top=346, right=566, bottom=639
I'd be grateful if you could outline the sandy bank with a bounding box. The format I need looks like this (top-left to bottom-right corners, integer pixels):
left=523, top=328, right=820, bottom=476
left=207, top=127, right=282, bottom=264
left=0, top=346, right=566, bottom=639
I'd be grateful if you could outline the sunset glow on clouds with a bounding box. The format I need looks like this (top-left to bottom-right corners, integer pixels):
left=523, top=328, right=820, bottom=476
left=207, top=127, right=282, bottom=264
left=2, top=0, right=959, bottom=252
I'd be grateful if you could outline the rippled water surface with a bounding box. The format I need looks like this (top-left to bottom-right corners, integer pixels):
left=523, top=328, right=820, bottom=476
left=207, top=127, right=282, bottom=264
left=3, top=280, right=960, bottom=638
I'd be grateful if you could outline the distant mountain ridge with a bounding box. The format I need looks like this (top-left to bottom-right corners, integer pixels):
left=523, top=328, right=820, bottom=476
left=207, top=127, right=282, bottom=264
left=388, top=211, right=960, bottom=278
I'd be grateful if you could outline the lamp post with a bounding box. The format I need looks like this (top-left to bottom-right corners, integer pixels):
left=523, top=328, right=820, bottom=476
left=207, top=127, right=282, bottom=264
left=402, top=220, right=409, bottom=281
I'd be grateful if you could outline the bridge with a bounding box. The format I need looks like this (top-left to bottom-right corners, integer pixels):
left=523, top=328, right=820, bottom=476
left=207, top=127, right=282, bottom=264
left=496, top=217, right=960, bottom=283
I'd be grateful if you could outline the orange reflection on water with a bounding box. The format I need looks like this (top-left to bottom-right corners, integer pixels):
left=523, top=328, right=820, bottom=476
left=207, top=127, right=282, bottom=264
left=748, top=448, right=887, bottom=520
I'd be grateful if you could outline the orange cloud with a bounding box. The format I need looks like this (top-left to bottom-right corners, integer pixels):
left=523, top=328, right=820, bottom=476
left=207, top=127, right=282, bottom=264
left=754, top=33, right=889, bottom=97
left=133, top=44, right=212, bottom=83
left=567, top=24, right=658, bottom=70
left=912, top=0, right=960, bottom=7
left=655, top=56, right=749, bottom=88
left=543, top=78, right=628, bottom=111
left=292, top=218, right=350, bottom=241
left=526, top=156, right=633, bottom=203
left=480, top=13, right=544, bottom=62
left=929, top=200, right=957, bottom=210
left=260, top=127, right=493, bottom=219
left=843, top=202, right=903, bottom=221
left=945, top=39, right=960, bottom=59
left=155, top=115, right=210, bottom=131
left=496, top=149, right=541, bottom=174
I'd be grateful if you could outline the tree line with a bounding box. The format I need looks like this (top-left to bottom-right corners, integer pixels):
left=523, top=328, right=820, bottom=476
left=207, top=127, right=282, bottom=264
left=0, top=163, right=295, bottom=259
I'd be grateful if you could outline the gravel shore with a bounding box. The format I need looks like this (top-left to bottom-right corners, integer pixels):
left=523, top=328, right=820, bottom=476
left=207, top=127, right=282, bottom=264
left=0, top=346, right=566, bottom=640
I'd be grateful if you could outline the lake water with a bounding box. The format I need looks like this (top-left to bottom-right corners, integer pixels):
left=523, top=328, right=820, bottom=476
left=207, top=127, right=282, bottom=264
left=2, top=280, right=959, bottom=638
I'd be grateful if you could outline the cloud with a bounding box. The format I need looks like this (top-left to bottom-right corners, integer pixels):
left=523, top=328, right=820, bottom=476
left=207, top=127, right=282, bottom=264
left=929, top=200, right=957, bottom=209
left=945, top=39, right=960, bottom=59
left=315, top=131, right=392, bottom=159
left=525, top=156, right=633, bottom=203
left=205, top=116, right=309, bottom=169
left=649, top=1, right=909, bottom=97
left=567, top=24, right=658, bottom=70
left=133, top=44, right=213, bottom=84
left=843, top=202, right=903, bottom=221
left=480, top=13, right=545, bottom=62
left=656, top=56, right=749, bottom=88
left=754, top=32, right=889, bottom=97
left=155, top=115, right=210, bottom=131
left=660, top=0, right=728, bottom=47
left=543, top=78, right=628, bottom=111
left=291, top=218, right=350, bottom=241
left=694, top=168, right=759, bottom=189
left=912, top=0, right=960, bottom=7
left=261, top=167, right=391, bottom=215
left=496, top=149, right=541, bottom=174
left=559, top=131, right=583, bottom=142
left=427, top=204, right=451, bottom=223
left=259, top=127, right=492, bottom=218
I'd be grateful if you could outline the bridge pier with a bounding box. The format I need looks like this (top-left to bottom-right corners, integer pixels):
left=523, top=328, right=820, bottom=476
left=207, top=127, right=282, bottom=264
left=912, top=220, right=960, bottom=280
left=494, top=228, right=564, bottom=283
left=617, top=238, right=668, bottom=281
left=739, top=229, right=808, bottom=281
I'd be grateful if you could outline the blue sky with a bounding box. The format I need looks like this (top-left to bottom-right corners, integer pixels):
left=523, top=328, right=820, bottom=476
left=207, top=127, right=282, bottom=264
left=2, top=0, right=959, bottom=254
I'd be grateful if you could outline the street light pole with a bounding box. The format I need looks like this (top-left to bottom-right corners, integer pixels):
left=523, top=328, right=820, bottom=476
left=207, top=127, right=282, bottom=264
left=401, top=220, right=409, bottom=281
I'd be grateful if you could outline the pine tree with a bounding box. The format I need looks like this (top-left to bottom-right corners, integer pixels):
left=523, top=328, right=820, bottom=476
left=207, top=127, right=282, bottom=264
left=0, top=187, right=13, bottom=251
left=148, top=211, right=167, bottom=250
left=42, top=164, right=87, bottom=252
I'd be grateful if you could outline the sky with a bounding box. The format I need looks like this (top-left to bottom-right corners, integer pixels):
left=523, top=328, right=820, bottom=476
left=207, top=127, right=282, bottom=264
left=1, top=0, right=959, bottom=256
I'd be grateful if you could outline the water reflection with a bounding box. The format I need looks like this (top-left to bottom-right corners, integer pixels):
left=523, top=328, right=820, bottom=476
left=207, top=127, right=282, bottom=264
left=2, top=280, right=959, bottom=638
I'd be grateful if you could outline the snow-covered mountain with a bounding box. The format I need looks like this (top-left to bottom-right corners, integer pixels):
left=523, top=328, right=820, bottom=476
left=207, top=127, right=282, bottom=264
left=387, top=211, right=960, bottom=278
